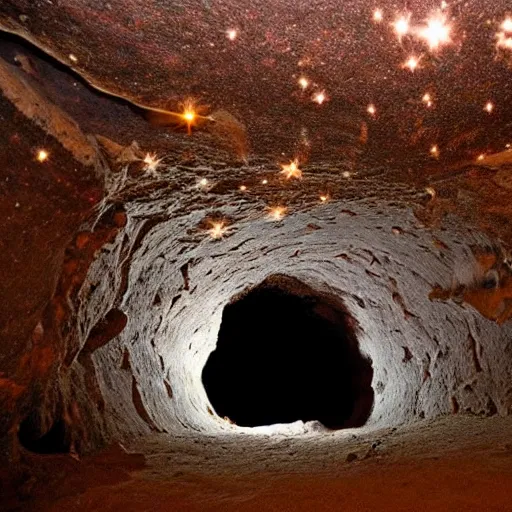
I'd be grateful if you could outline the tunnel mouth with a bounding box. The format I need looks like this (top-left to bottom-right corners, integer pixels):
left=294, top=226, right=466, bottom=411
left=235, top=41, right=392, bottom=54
left=202, top=275, right=374, bottom=430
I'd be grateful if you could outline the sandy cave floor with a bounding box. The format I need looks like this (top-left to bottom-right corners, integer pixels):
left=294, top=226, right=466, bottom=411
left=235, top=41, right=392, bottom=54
left=6, top=415, right=511, bottom=511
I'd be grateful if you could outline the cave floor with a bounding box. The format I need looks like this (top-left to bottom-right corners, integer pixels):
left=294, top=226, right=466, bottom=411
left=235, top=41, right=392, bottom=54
left=8, top=415, right=512, bottom=511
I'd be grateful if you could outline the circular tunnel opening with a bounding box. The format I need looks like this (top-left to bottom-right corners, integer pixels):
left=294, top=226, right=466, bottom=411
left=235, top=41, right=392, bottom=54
left=202, top=275, right=374, bottom=429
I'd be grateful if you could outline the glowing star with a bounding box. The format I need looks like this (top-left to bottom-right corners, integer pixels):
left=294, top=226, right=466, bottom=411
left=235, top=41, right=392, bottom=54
left=393, top=14, right=410, bottom=41
left=312, top=91, right=327, bottom=105
left=319, top=194, right=329, bottom=202
left=280, top=159, right=302, bottom=180
left=367, top=103, right=377, bottom=116
left=430, top=144, right=440, bottom=158
left=484, top=101, right=494, bottom=113
left=497, top=32, right=512, bottom=50
left=143, top=153, right=162, bottom=175
left=209, top=221, right=228, bottom=240
left=373, top=9, right=383, bottom=23
left=262, top=179, right=268, bottom=185
left=199, top=178, right=209, bottom=187
left=418, top=13, right=451, bottom=50
left=268, top=206, right=287, bottom=220
left=477, top=154, right=485, bottom=161
left=501, top=17, right=512, bottom=33
left=298, top=77, right=310, bottom=90
left=422, top=93, right=433, bottom=107
left=226, top=29, right=238, bottom=41
left=180, top=104, right=197, bottom=135
left=239, top=185, right=247, bottom=192
left=36, top=149, right=49, bottom=162
left=403, top=55, right=420, bottom=72
left=342, top=171, right=352, bottom=178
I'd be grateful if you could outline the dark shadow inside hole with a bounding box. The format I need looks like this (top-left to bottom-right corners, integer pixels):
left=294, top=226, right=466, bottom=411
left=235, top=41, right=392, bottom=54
left=202, top=275, right=374, bottom=429
left=18, top=416, right=70, bottom=454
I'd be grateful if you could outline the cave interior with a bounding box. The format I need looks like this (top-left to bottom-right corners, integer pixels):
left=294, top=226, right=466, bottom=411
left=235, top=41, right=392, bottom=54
left=0, top=1, right=512, bottom=510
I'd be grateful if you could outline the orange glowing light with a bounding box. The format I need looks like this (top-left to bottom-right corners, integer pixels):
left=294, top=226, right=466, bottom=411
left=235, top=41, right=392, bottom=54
left=367, top=103, right=377, bottom=116
left=430, top=144, right=439, bottom=157
left=484, top=101, right=494, bottom=113
left=280, top=159, right=302, bottom=180
left=268, top=206, right=287, bottom=220
left=36, top=149, right=49, bottom=162
left=209, top=221, right=228, bottom=239
left=239, top=185, right=247, bottom=191
left=181, top=107, right=197, bottom=134
left=477, top=154, right=485, bottom=161
left=422, top=93, right=433, bottom=107
left=320, top=194, right=329, bottom=202
left=262, top=179, right=268, bottom=185
left=418, top=13, right=451, bottom=50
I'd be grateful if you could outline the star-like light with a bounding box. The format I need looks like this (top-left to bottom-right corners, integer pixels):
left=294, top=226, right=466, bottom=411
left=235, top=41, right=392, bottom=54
left=430, top=144, right=440, bottom=158
left=268, top=206, right=287, bottom=220
left=477, top=154, right=485, bottom=161
left=198, top=177, right=209, bottom=188
left=143, top=153, right=162, bottom=175
left=403, top=55, right=420, bottom=72
left=239, top=185, right=247, bottom=192
left=280, top=159, right=302, bottom=179
left=180, top=103, right=197, bottom=135
left=497, top=32, right=512, bottom=50
left=226, top=29, right=238, bottom=41
left=298, top=77, right=310, bottom=90
left=312, top=91, right=327, bottom=105
left=393, top=14, right=410, bottom=41
left=209, top=221, right=228, bottom=239
left=36, top=149, right=49, bottom=162
left=261, top=179, right=268, bottom=185
left=69, top=54, right=78, bottom=63
left=373, top=9, right=383, bottom=23
left=422, top=92, right=433, bottom=107
left=501, top=17, right=512, bottom=33
left=418, top=13, right=451, bottom=50
left=484, top=101, right=494, bottom=113
left=319, top=194, right=329, bottom=202
left=367, top=103, right=377, bottom=116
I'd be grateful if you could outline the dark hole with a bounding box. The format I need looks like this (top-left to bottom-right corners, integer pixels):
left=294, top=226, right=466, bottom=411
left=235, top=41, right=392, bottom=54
left=18, top=416, right=70, bottom=454
left=202, top=276, right=374, bottom=429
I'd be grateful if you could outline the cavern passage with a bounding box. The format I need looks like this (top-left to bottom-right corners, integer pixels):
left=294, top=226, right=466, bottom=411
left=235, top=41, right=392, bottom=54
left=202, top=275, right=374, bottom=428
left=1, top=1, right=512, bottom=511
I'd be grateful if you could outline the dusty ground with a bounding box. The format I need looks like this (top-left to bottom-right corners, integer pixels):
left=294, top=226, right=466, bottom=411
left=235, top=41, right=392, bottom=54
left=4, top=415, right=511, bottom=511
